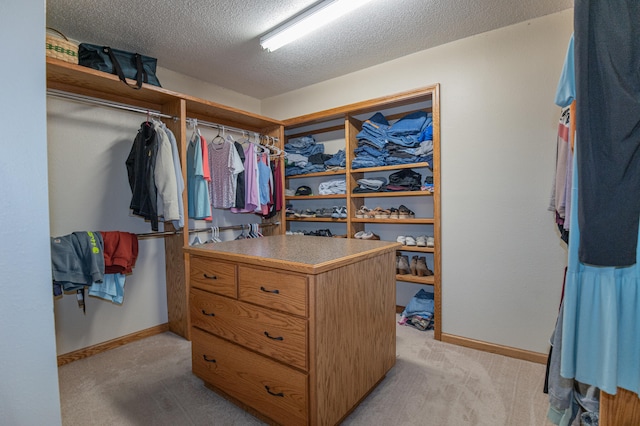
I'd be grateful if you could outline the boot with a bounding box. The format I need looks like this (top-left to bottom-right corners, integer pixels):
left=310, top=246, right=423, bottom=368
left=416, top=257, right=433, bottom=277
left=410, top=256, right=418, bottom=275
left=397, top=255, right=411, bottom=275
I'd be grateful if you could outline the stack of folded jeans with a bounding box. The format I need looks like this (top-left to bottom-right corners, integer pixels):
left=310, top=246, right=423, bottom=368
left=353, top=176, right=388, bottom=193
left=318, top=179, right=346, bottom=195
left=324, top=149, right=346, bottom=169
left=352, top=111, right=434, bottom=169
left=285, top=135, right=326, bottom=176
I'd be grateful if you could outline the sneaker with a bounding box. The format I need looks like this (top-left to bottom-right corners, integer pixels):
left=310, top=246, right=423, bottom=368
left=398, top=205, right=415, bottom=219
left=316, top=208, right=333, bottom=218
left=426, top=236, right=435, bottom=247
left=396, top=235, right=407, bottom=245
left=299, top=209, right=316, bottom=218
left=354, top=231, right=366, bottom=239
left=339, top=206, right=347, bottom=218
left=416, top=235, right=427, bottom=247
left=405, top=236, right=417, bottom=246
left=361, top=231, right=380, bottom=240
left=389, top=208, right=400, bottom=219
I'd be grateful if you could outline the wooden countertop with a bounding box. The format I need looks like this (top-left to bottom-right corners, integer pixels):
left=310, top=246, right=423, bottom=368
left=184, top=235, right=401, bottom=274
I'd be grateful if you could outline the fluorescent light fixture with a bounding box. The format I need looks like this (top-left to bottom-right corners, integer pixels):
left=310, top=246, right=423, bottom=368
left=260, top=0, right=374, bottom=52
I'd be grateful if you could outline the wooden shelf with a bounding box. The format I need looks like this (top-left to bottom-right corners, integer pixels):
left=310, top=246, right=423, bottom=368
left=286, top=169, right=347, bottom=179
left=396, top=246, right=435, bottom=253
left=351, top=218, right=435, bottom=224
left=396, top=274, right=435, bottom=285
left=286, top=194, right=347, bottom=200
left=351, top=191, right=433, bottom=198
left=350, top=162, right=431, bottom=173
left=286, top=217, right=347, bottom=222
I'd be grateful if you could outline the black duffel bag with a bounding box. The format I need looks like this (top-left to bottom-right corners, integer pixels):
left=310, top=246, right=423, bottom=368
left=78, top=43, right=161, bottom=89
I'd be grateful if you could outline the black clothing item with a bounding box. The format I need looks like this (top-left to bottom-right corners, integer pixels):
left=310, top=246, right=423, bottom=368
left=575, top=0, right=640, bottom=266
left=308, top=153, right=332, bottom=165
left=126, top=122, right=159, bottom=231
left=233, top=141, right=246, bottom=210
left=388, top=168, right=422, bottom=190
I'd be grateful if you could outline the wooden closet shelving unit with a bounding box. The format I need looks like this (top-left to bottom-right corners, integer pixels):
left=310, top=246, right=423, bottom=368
left=46, top=57, right=285, bottom=340
left=282, top=85, right=442, bottom=339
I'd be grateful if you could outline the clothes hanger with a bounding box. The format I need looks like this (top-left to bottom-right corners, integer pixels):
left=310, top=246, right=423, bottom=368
left=190, top=233, right=204, bottom=246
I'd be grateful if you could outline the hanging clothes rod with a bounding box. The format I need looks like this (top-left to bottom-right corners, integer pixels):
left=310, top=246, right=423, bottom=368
left=188, top=117, right=279, bottom=143
left=46, top=89, right=175, bottom=120
left=136, top=222, right=280, bottom=239
left=47, top=89, right=279, bottom=142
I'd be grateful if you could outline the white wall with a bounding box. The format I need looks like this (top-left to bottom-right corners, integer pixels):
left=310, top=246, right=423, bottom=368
left=263, top=10, right=573, bottom=354
left=157, top=67, right=262, bottom=114
left=0, top=0, right=62, bottom=424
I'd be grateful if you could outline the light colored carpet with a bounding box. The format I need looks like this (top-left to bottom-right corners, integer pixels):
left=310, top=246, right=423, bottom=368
left=58, top=318, right=554, bottom=425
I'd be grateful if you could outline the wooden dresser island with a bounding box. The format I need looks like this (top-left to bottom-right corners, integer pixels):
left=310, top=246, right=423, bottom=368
left=184, top=235, right=400, bottom=426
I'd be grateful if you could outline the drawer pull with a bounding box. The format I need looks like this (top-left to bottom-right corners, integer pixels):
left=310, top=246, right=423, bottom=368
left=260, top=286, right=280, bottom=294
left=264, top=331, right=284, bottom=341
left=203, top=273, right=217, bottom=280
left=265, top=386, right=284, bottom=397
left=203, top=355, right=216, bottom=363
left=201, top=309, right=215, bottom=317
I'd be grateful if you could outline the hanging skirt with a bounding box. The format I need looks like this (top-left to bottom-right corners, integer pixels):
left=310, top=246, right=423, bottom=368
left=561, top=151, right=640, bottom=395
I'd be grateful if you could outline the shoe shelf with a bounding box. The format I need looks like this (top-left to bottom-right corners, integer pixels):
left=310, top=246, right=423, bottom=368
left=351, top=218, right=435, bottom=224
left=396, top=274, right=435, bottom=285
left=287, top=217, right=348, bottom=222
left=287, top=194, right=347, bottom=200
left=396, top=246, right=435, bottom=253
left=351, top=191, right=433, bottom=198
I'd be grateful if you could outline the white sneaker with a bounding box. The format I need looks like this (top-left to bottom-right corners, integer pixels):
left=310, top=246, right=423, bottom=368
left=405, top=236, right=417, bottom=246
left=426, top=236, right=435, bottom=247
left=396, top=235, right=407, bottom=245
left=416, top=235, right=427, bottom=247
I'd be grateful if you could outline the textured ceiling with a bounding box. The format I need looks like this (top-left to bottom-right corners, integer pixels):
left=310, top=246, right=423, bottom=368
left=47, top=0, right=573, bottom=99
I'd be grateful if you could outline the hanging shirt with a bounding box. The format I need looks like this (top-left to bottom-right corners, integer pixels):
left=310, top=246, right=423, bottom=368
left=208, top=136, right=244, bottom=209
left=157, top=122, right=185, bottom=229
left=153, top=123, right=179, bottom=222
left=231, top=143, right=260, bottom=213
left=187, top=131, right=211, bottom=219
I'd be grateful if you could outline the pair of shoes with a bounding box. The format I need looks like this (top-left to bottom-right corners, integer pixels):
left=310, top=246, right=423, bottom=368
left=372, top=207, right=391, bottom=219
left=389, top=207, right=400, bottom=219
left=415, top=235, right=435, bottom=247
left=331, top=206, right=347, bottom=218
left=354, top=231, right=380, bottom=240
left=396, top=255, right=411, bottom=275
left=426, top=236, right=435, bottom=247
left=299, top=209, right=316, bottom=218
left=355, top=206, right=372, bottom=218
left=315, top=208, right=333, bottom=218
left=398, top=205, right=415, bottom=219
left=405, top=236, right=417, bottom=246
left=410, top=256, right=433, bottom=276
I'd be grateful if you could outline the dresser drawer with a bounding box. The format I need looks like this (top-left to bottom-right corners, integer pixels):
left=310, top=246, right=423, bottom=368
left=238, top=266, right=307, bottom=317
left=190, top=288, right=308, bottom=370
left=190, top=256, right=237, bottom=298
left=192, top=328, right=308, bottom=426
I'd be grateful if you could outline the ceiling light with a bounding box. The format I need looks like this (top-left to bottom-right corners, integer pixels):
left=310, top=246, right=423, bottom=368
left=260, top=0, right=374, bottom=52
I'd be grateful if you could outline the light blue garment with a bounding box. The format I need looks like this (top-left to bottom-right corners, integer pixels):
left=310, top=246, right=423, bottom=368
left=89, top=273, right=126, bottom=304
left=402, top=289, right=434, bottom=318
left=325, top=149, right=346, bottom=167
left=186, top=132, right=211, bottom=219
left=560, top=148, right=640, bottom=395
left=555, top=34, right=576, bottom=108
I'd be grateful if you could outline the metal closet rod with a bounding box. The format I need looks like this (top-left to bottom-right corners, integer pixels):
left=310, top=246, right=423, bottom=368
left=46, top=89, right=279, bottom=141
left=136, top=222, right=280, bottom=239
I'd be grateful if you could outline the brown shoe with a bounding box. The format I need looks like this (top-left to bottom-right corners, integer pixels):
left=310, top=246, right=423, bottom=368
left=410, top=256, right=418, bottom=275
left=416, top=257, right=433, bottom=277
left=397, top=255, right=411, bottom=275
